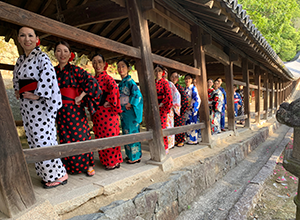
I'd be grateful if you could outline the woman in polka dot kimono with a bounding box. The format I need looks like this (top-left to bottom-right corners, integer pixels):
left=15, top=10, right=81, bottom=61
left=154, top=65, right=173, bottom=153
left=54, top=41, right=101, bottom=176
left=184, top=74, right=201, bottom=145
left=211, top=79, right=224, bottom=134
left=92, top=54, right=123, bottom=170
left=117, top=59, right=143, bottom=164
left=13, top=27, right=67, bottom=189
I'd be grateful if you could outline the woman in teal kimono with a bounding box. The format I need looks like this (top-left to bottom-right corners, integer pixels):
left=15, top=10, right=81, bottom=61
left=117, top=59, right=143, bottom=164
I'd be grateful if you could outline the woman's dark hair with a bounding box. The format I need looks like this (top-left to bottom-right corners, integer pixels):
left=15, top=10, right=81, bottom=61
left=92, top=53, right=105, bottom=62
left=185, top=73, right=194, bottom=79
left=154, top=64, right=164, bottom=70
left=54, top=41, right=71, bottom=52
left=207, top=78, right=213, bottom=82
left=18, top=26, right=37, bottom=36
left=117, top=58, right=130, bottom=68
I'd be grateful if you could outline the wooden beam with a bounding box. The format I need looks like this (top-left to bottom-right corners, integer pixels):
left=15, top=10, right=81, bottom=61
left=50, top=0, right=128, bottom=27
left=202, top=33, right=212, bottom=46
left=242, top=58, right=251, bottom=128
left=126, top=0, right=166, bottom=162
left=254, top=66, right=261, bottom=123
left=0, top=73, right=36, bottom=217
left=204, top=44, right=229, bottom=65
left=225, top=61, right=235, bottom=131
left=263, top=72, right=269, bottom=119
left=151, top=36, right=192, bottom=51
left=24, top=131, right=153, bottom=163
left=191, top=25, right=212, bottom=144
left=163, top=123, right=205, bottom=136
left=0, top=63, right=14, bottom=71
left=180, top=0, right=214, bottom=8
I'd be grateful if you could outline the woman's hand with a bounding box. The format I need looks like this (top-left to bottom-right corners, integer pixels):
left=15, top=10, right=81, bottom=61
left=104, top=102, right=111, bottom=108
left=15, top=90, right=20, bottom=100
left=75, top=91, right=86, bottom=105
left=159, top=103, right=163, bottom=108
left=22, top=91, right=39, bottom=100
left=125, top=103, right=131, bottom=110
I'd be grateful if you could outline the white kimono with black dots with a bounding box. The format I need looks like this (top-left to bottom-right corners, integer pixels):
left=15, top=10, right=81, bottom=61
left=13, top=47, right=67, bottom=182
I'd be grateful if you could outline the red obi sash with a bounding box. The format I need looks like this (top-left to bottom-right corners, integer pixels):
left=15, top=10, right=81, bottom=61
left=60, top=87, right=79, bottom=104
left=19, top=79, right=38, bottom=99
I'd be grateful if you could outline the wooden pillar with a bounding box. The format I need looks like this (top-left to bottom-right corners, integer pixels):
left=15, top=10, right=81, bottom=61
left=263, top=72, right=268, bottom=120
left=254, top=66, right=261, bottom=123
left=275, top=77, right=279, bottom=109
left=269, top=74, right=274, bottom=117
left=242, top=58, right=250, bottom=128
left=280, top=80, right=283, bottom=104
left=224, top=61, right=235, bottom=131
left=191, top=25, right=211, bottom=144
left=0, top=73, right=36, bottom=217
left=126, top=0, right=165, bottom=162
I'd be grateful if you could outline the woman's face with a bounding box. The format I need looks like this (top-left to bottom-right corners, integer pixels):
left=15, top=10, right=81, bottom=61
left=54, top=44, right=71, bottom=65
left=214, top=80, right=220, bottom=89
left=154, top=66, right=163, bottom=79
left=92, top=55, right=105, bottom=74
left=117, top=61, right=128, bottom=78
left=18, top=27, right=39, bottom=54
left=185, top=76, right=193, bottom=87
left=207, top=79, right=213, bottom=88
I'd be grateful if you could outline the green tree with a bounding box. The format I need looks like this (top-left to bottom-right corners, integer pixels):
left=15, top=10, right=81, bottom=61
left=239, top=0, right=300, bottom=61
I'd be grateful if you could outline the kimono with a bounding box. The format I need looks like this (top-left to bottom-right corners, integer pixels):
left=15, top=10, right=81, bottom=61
left=185, top=84, right=201, bottom=143
left=174, top=83, right=189, bottom=145
left=236, top=88, right=245, bottom=122
left=219, top=87, right=227, bottom=130
left=211, top=88, right=224, bottom=134
left=92, top=71, right=123, bottom=167
left=119, top=75, right=143, bottom=161
left=208, top=88, right=214, bottom=116
left=156, top=78, right=173, bottom=150
left=55, top=63, right=101, bottom=174
left=234, top=92, right=242, bottom=117
left=166, top=81, right=181, bottom=149
left=13, top=47, right=66, bottom=182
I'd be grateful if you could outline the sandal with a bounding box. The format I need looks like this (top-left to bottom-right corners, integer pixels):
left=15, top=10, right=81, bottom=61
left=105, top=163, right=120, bottom=170
left=126, top=159, right=141, bottom=164
left=177, top=143, right=185, bottom=147
left=86, top=169, right=95, bottom=177
left=43, top=179, right=68, bottom=189
left=187, top=141, right=198, bottom=145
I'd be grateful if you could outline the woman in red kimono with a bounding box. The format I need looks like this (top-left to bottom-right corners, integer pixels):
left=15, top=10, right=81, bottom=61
left=92, top=54, right=123, bottom=170
left=54, top=41, right=101, bottom=177
left=154, top=65, right=173, bottom=153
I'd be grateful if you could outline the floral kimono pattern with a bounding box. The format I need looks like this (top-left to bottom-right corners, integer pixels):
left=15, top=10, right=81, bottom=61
left=211, top=88, right=224, bottom=134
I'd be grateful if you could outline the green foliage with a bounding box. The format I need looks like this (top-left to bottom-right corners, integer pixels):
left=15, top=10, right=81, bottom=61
left=178, top=75, right=186, bottom=87
left=238, top=0, right=300, bottom=61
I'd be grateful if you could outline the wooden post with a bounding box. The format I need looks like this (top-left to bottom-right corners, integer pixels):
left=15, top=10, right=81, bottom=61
left=242, top=58, right=250, bottom=128
left=224, top=61, right=235, bottom=131
left=269, top=74, right=274, bottom=117
left=126, top=0, right=165, bottom=162
left=275, top=77, right=279, bottom=109
left=263, top=72, right=268, bottom=120
left=280, top=80, right=283, bottom=104
left=0, top=73, right=36, bottom=217
left=191, top=25, right=211, bottom=144
left=254, top=66, right=261, bottom=123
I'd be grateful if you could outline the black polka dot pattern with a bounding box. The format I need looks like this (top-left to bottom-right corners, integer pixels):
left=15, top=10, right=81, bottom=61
left=13, top=47, right=66, bottom=182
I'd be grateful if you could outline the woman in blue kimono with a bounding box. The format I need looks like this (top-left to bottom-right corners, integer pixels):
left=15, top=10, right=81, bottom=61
left=233, top=85, right=242, bottom=117
left=211, top=80, right=224, bottom=134
left=117, top=59, right=143, bottom=164
left=184, top=74, right=201, bottom=144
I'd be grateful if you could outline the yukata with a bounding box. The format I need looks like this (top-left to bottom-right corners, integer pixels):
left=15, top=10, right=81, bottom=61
left=185, top=84, right=201, bottom=144
left=166, top=81, right=181, bottom=149
left=174, top=83, right=189, bottom=145
left=156, top=78, right=173, bottom=150
left=92, top=71, right=123, bottom=167
left=234, top=92, right=242, bottom=117
left=208, top=88, right=214, bottom=116
left=13, top=47, right=66, bottom=182
left=55, top=63, right=101, bottom=174
left=211, top=88, right=224, bottom=134
left=236, top=89, right=245, bottom=122
left=119, top=75, right=143, bottom=162
left=219, top=87, right=227, bottom=130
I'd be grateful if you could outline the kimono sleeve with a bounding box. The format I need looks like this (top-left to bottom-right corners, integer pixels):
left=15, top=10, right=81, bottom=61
left=106, top=75, right=122, bottom=114
left=178, top=84, right=189, bottom=116
left=129, top=80, right=143, bottom=123
left=192, top=86, right=201, bottom=114
left=162, top=80, right=173, bottom=112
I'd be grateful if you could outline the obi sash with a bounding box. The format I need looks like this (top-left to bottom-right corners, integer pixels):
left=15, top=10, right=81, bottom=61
left=99, top=91, right=108, bottom=106
left=157, top=94, right=164, bottom=104
left=19, top=79, right=38, bottom=99
left=60, top=87, right=79, bottom=104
